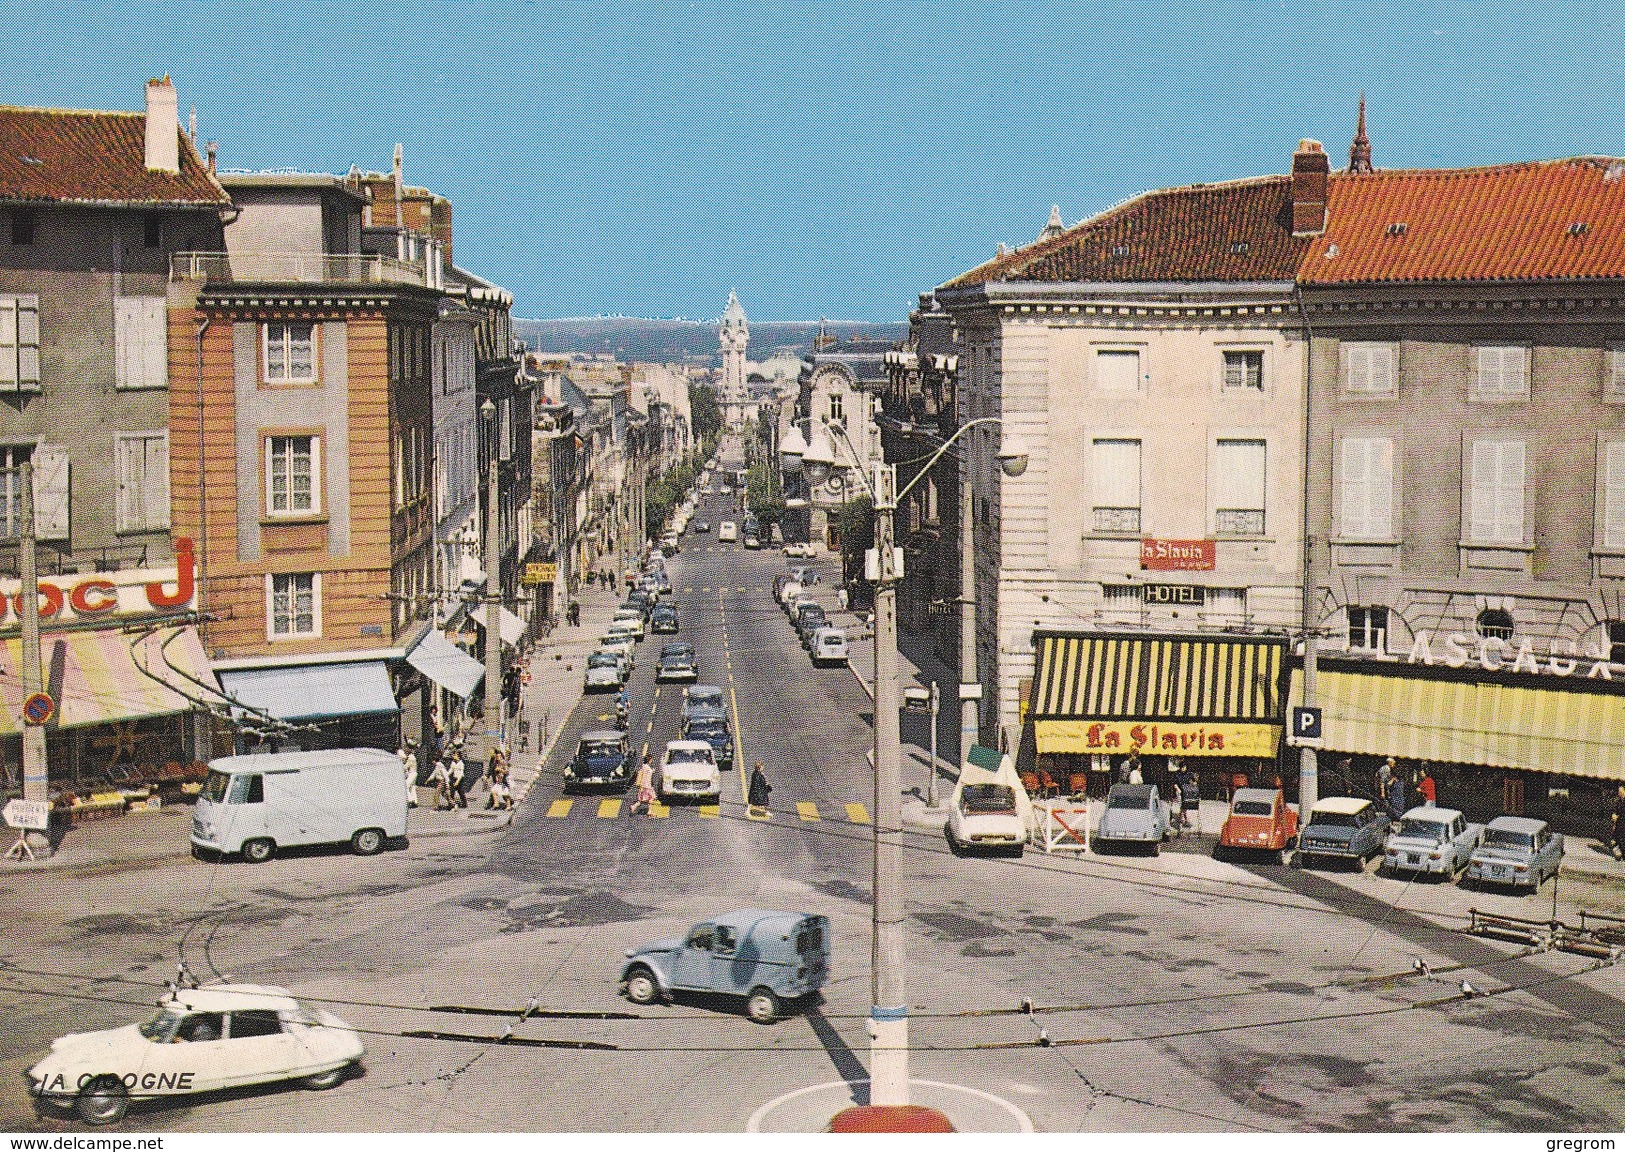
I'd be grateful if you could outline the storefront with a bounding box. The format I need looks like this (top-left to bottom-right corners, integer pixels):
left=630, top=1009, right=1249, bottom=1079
left=1287, top=640, right=1625, bottom=830
left=0, top=553, right=217, bottom=793
left=1027, top=631, right=1288, bottom=800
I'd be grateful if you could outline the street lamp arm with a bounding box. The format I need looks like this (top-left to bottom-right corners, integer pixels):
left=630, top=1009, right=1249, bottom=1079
left=892, top=416, right=1005, bottom=506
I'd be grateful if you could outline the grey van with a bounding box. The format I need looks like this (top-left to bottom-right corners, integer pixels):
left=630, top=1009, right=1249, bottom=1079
left=620, top=909, right=830, bottom=1024
left=190, top=748, right=409, bottom=863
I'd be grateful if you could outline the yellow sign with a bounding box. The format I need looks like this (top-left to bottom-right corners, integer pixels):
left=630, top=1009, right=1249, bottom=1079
left=1034, top=719, right=1279, bottom=759
left=523, top=563, right=558, bottom=586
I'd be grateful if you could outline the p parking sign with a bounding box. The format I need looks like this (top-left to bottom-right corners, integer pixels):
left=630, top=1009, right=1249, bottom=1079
left=1290, top=706, right=1323, bottom=746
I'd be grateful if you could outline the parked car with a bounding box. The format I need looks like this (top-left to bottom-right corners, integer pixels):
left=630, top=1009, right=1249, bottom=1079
left=789, top=565, right=819, bottom=586
left=658, top=740, right=720, bottom=802
left=945, top=782, right=1026, bottom=857
left=620, top=910, right=830, bottom=1024
left=718, top=521, right=739, bottom=543
left=682, top=684, right=728, bottom=725
left=584, top=650, right=625, bottom=691
left=28, top=983, right=363, bottom=1125
left=794, top=603, right=828, bottom=647
left=1217, top=787, right=1299, bottom=863
left=599, top=633, right=637, bottom=670
left=810, top=625, right=849, bottom=667
left=743, top=532, right=761, bottom=549
left=779, top=581, right=804, bottom=613
left=1298, top=796, right=1390, bottom=870
left=1466, top=815, right=1564, bottom=891
left=1383, top=807, right=1484, bottom=878
left=1095, top=783, right=1171, bottom=853
left=611, top=609, right=646, bottom=640
left=564, top=730, right=633, bottom=791
left=650, top=605, right=680, bottom=634
left=783, top=541, right=816, bottom=558
left=660, top=533, right=681, bottom=555
left=623, top=593, right=653, bottom=619
left=657, top=643, right=699, bottom=682
left=692, top=521, right=711, bottom=534
left=683, top=716, right=735, bottom=771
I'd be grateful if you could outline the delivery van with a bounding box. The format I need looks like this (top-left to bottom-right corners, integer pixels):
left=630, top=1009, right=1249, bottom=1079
left=191, top=748, right=409, bottom=863
left=718, top=521, right=739, bottom=543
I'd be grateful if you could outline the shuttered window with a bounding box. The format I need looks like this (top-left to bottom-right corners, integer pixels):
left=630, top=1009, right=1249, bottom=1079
left=1338, top=436, right=1394, bottom=539
left=1213, top=439, right=1266, bottom=535
left=1475, top=345, right=1529, bottom=399
left=1468, top=439, right=1525, bottom=543
left=114, top=297, right=167, bottom=390
left=1604, top=442, right=1625, bottom=549
left=115, top=432, right=169, bottom=532
left=1095, top=349, right=1141, bottom=393
left=0, top=295, right=41, bottom=392
left=1608, top=348, right=1625, bottom=399
left=1342, top=342, right=1396, bottom=395
left=1091, top=438, right=1141, bottom=533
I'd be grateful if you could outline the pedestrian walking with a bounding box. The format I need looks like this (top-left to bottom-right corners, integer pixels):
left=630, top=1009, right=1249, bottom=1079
left=836, top=586, right=849, bottom=612
left=488, top=774, right=513, bottom=810
left=1611, top=785, right=1625, bottom=860
left=632, top=754, right=656, bottom=816
left=1386, top=770, right=1407, bottom=822
left=568, top=600, right=581, bottom=627
left=448, top=753, right=468, bottom=809
left=1376, top=756, right=1396, bottom=802
left=1417, top=766, right=1437, bottom=807
left=428, top=756, right=452, bottom=810
left=748, top=761, right=772, bottom=815
left=1127, top=757, right=1144, bottom=785
left=399, top=742, right=419, bottom=808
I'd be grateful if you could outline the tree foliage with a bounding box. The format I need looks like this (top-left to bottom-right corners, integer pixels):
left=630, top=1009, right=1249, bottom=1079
left=689, top=383, right=721, bottom=440
left=838, top=496, right=874, bottom=603
left=745, top=462, right=785, bottom=526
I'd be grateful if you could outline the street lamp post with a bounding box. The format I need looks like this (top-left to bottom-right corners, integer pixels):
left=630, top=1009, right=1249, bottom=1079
left=783, top=414, right=1024, bottom=1107
left=481, top=398, right=502, bottom=759
left=926, top=680, right=941, bottom=809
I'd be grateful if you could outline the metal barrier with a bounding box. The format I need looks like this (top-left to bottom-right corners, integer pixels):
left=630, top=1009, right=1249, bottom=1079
left=1032, top=800, right=1091, bottom=855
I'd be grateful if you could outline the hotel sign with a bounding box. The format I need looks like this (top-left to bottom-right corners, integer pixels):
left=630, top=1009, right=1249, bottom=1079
left=1140, top=538, right=1215, bottom=572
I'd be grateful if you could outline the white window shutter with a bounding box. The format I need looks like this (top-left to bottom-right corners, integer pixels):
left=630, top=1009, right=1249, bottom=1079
left=1605, top=443, right=1625, bottom=548
left=1214, top=440, right=1266, bottom=508
left=32, top=444, right=69, bottom=540
left=1092, top=439, right=1140, bottom=509
left=1095, top=349, right=1140, bottom=392
left=1368, top=438, right=1393, bottom=538
left=146, top=434, right=170, bottom=529
left=1497, top=440, right=1525, bottom=542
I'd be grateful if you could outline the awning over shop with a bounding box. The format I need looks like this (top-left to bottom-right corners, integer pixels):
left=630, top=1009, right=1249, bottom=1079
left=499, top=607, right=526, bottom=648
left=0, top=625, right=220, bottom=735
left=1288, top=667, right=1625, bottom=782
left=406, top=629, right=484, bottom=699
left=1030, top=632, right=1286, bottom=758
left=217, top=661, right=398, bottom=725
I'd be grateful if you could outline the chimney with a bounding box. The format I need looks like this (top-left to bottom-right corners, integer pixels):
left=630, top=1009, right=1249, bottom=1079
left=144, top=75, right=179, bottom=173
left=1291, top=138, right=1330, bottom=236
left=205, top=141, right=217, bottom=174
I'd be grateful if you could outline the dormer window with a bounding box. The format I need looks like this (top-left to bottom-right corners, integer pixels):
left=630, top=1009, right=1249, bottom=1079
left=1385, top=222, right=1408, bottom=237
left=1568, top=222, right=1591, bottom=238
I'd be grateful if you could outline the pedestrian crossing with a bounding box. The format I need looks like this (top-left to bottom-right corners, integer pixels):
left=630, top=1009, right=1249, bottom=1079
left=679, top=586, right=752, bottom=594
left=539, top=796, right=870, bottom=824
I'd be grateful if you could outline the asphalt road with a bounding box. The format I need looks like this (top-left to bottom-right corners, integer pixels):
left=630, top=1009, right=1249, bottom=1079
left=5, top=470, right=1625, bottom=1132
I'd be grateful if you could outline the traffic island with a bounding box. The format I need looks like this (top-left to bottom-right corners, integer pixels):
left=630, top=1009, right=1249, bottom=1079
left=746, top=1079, right=1032, bottom=1133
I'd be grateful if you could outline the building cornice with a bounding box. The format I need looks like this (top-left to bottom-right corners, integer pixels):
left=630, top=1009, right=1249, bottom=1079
left=936, top=279, right=1300, bottom=325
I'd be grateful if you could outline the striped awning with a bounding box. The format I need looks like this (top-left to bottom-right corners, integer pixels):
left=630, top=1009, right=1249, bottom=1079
left=1289, top=667, right=1625, bottom=782
left=0, top=625, right=220, bottom=735
left=1030, top=633, right=1287, bottom=759
left=1031, top=633, right=1286, bottom=721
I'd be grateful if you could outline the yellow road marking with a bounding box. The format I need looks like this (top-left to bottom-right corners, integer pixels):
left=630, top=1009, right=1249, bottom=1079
left=640, top=741, right=649, bottom=759
left=797, top=801, right=819, bottom=822
left=699, top=804, right=720, bottom=818
left=648, top=802, right=669, bottom=818
left=653, top=685, right=661, bottom=700
left=729, top=683, right=749, bottom=805
left=736, top=586, right=747, bottom=593
left=598, top=799, right=622, bottom=818
left=547, top=799, right=573, bottom=818
left=846, top=803, right=870, bottom=824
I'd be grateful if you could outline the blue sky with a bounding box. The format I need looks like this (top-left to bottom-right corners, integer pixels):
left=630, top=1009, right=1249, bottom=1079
left=8, top=0, right=1621, bottom=320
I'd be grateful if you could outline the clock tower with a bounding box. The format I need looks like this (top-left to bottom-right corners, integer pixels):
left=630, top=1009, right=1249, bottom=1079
left=719, top=289, right=749, bottom=428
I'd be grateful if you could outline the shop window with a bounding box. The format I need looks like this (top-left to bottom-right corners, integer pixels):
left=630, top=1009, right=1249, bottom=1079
left=1346, top=605, right=1389, bottom=651
left=1475, top=608, right=1515, bottom=642
left=1608, top=620, right=1625, bottom=666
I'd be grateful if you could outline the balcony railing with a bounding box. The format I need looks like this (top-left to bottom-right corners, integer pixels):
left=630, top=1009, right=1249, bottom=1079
left=171, top=251, right=430, bottom=287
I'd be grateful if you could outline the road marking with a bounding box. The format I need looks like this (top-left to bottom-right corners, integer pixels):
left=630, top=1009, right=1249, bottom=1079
left=797, top=801, right=819, bottom=822
left=699, top=804, right=720, bottom=818
left=736, top=586, right=747, bottom=593
left=653, top=685, right=661, bottom=700
left=684, top=587, right=694, bottom=593
left=648, top=802, right=669, bottom=818
left=547, top=799, right=573, bottom=818
left=640, top=740, right=649, bottom=759
left=846, top=803, right=870, bottom=824
left=598, top=798, right=622, bottom=818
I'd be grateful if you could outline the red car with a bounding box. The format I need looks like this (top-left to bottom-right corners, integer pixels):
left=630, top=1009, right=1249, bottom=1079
left=1218, top=787, right=1298, bottom=862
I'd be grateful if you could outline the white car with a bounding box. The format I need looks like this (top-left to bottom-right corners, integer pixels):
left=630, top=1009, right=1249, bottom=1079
left=782, top=541, right=816, bottom=558
left=946, top=782, right=1027, bottom=857
left=600, top=633, right=637, bottom=669
left=28, top=983, right=363, bottom=1125
left=584, top=650, right=626, bottom=691
left=610, top=609, right=646, bottom=640
left=659, top=740, right=720, bottom=801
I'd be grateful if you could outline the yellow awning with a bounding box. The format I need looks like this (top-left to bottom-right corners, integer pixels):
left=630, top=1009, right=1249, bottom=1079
left=1031, top=633, right=1285, bottom=721
left=0, top=625, right=220, bottom=735
left=1288, top=667, right=1625, bottom=782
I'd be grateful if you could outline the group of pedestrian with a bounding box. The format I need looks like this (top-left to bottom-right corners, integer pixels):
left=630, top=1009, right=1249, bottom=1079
left=485, top=743, right=514, bottom=811
left=1372, top=756, right=1438, bottom=820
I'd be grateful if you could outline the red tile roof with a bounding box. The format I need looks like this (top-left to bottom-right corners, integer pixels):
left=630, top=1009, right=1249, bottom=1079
left=943, top=176, right=1308, bottom=289
left=1302, top=158, right=1625, bottom=284
left=0, top=106, right=229, bottom=208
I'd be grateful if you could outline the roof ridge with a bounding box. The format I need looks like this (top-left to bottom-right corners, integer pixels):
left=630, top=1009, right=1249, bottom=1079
left=1330, top=155, right=1625, bottom=179
left=0, top=105, right=143, bottom=119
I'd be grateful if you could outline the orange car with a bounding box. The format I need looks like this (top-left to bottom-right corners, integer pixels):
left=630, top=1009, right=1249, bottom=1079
left=1217, top=787, right=1298, bottom=862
